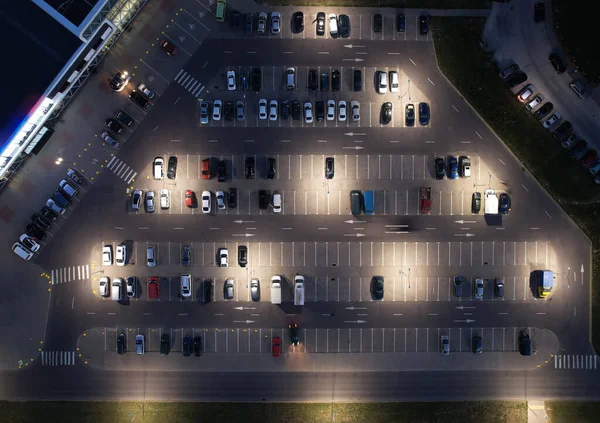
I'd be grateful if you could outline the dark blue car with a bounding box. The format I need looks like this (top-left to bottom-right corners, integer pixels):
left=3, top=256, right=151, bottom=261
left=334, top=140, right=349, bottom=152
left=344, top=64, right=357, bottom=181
left=448, top=156, right=458, bottom=179
left=499, top=193, right=511, bottom=214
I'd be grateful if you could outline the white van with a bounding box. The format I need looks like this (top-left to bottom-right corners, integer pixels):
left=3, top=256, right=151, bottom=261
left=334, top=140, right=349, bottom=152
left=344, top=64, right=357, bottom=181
left=147, top=246, right=156, bottom=267
left=12, top=242, right=34, bottom=260
left=112, top=278, right=123, bottom=301
left=273, top=192, right=282, bottom=213
left=153, top=157, right=164, bottom=180
left=181, top=274, right=191, bottom=297
left=286, top=67, right=296, bottom=90
left=160, top=189, right=170, bottom=209
left=294, top=275, right=305, bottom=306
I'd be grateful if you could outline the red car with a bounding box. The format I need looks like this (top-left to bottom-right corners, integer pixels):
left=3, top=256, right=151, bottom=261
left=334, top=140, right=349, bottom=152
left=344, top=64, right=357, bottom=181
left=272, top=336, right=281, bottom=357
left=148, top=277, right=159, bottom=299
left=581, top=150, right=598, bottom=168
left=160, top=39, right=178, bottom=56
left=185, top=190, right=194, bottom=207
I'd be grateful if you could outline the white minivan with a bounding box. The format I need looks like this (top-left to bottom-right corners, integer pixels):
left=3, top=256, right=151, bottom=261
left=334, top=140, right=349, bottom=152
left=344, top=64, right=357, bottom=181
left=12, top=242, right=34, bottom=260
left=153, top=157, right=164, bottom=180
left=181, top=274, right=191, bottom=297
left=112, top=278, right=123, bottom=301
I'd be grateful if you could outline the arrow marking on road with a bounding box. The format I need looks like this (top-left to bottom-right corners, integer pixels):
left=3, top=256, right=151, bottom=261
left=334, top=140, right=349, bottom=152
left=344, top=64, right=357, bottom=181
left=453, top=319, right=476, bottom=323
left=233, top=220, right=255, bottom=224
left=453, top=233, right=475, bottom=237
left=232, top=233, right=255, bottom=237
left=345, top=220, right=366, bottom=224
left=344, top=132, right=367, bottom=136
left=342, top=58, right=364, bottom=62
left=342, top=146, right=364, bottom=150
left=233, top=306, right=256, bottom=310
left=454, top=220, right=476, bottom=224
left=233, top=320, right=255, bottom=324
left=343, top=44, right=365, bottom=48
left=455, top=306, right=476, bottom=310
left=344, top=233, right=365, bottom=237
left=393, top=313, right=403, bottom=316
left=345, top=306, right=367, bottom=311
left=344, top=320, right=367, bottom=324
left=385, top=231, right=410, bottom=234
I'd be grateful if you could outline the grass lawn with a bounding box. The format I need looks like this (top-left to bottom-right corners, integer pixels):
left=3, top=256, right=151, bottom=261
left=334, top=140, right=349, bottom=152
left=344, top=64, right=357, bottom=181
left=552, top=0, right=600, bottom=87
left=431, top=17, right=600, bottom=351
left=546, top=401, right=600, bottom=423
left=0, top=401, right=527, bottom=422
left=258, top=0, right=492, bottom=9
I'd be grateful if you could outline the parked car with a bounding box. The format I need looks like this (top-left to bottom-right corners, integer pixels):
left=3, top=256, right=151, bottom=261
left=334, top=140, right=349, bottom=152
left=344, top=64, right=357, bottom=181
left=272, top=336, right=281, bottom=357
left=435, top=157, right=445, bottom=180
left=373, top=14, right=382, bottom=33
left=549, top=53, right=566, bottom=74
left=212, top=100, right=222, bottom=121
left=293, top=11, right=304, bottom=32
left=570, top=140, right=588, bottom=159
left=475, top=278, right=484, bottom=299
left=418, top=102, right=430, bottom=125
left=534, top=2, right=545, bottom=23
left=200, top=102, right=210, bottom=124
left=316, top=12, right=325, bottom=36
left=552, top=121, right=572, bottom=141
left=459, top=156, right=471, bottom=177
left=259, top=190, right=269, bottom=210
left=271, top=11, right=281, bottom=34
left=167, top=156, right=177, bottom=179
left=227, top=71, right=236, bottom=91
left=499, top=64, right=519, bottom=79
left=160, top=39, right=178, bottom=55
left=289, top=323, right=299, bottom=346
left=516, top=84, right=534, bottom=103
left=109, top=71, right=130, bottom=91
left=202, top=191, right=211, bottom=214
left=542, top=112, right=562, bottom=129
left=581, top=150, right=598, bottom=168
left=105, top=118, right=124, bottom=134
left=245, top=157, right=255, bottom=179
left=441, top=335, right=449, bottom=355
left=454, top=276, right=463, bottom=297
left=250, top=279, right=260, bottom=301
left=381, top=103, right=392, bottom=125
left=351, top=101, right=360, bottom=121
left=238, top=246, right=248, bottom=267
left=371, top=276, right=384, bottom=300
left=245, top=13, right=254, bottom=35
left=137, top=82, right=155, bottom=99
left=472, top=192, right=481, bottom=214
left=339, top=14, right=350, bottom=38
left=504, top=71, right=528, bottom=88
left=405, top=103, right=415, bottom=126
left=448, top=156, right=459, bottom=179
left=100, top=132, right=119, bottom=149
left=129, top=90, right=150, bottom=110
left=561, top=133, right=578, bottom=149
left=419, top=15, right=429, bottom=35
left=339, top=100, right=348, bottom=122
left=533, top=102, right=553, bottom=120
left=257, top=12, right=267, bottom=35
left=396, top=13, right=406, bottom=32
left=525, top=95, right=543, bottom=111
left=325, top=157, right=334, bottom=179
left=228, top=188, right=237, bottom=208
left=499, top=193, right=511, bottom=214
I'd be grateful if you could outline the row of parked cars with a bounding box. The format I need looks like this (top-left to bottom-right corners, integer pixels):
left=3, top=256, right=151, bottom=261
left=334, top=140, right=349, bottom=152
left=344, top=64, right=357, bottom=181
left=117, top=332, right=202, bottom=356
left=12, top=169, right=84, bottom=260
left=500, top=59, right=598, bottom=181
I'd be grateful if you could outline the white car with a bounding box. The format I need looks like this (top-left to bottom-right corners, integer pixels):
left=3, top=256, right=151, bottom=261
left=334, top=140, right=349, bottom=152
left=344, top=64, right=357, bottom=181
left=338, top=101, right=347, bottom=121
left=102, top=245, right=113, bottom=265
left=219, top=248, right=229, bottom=267
left=216, top=190, right=225, bottom=210
left=271, top=11, right=281, bottom=34
left=145, top=191, right=155, bottom=213
left=181, top=274, right=192, bottom=297
left=160, top=189, right=170, bottom=209
left=475, top=278, right=484, bottom=300
left=59, top=180, right=78, bottom=198
left=389, top=71, right=399, bottom=93
left=132, top=189, right=142, bottom=210
left=12, top=242, right=34, bottom=260
left=377, top=71, right=388, bottom=94
left=137, top=82, right=155, bottom=99
left=227, top=71, right=236, bottom=91
left=202, top=191, right=211, bottom=214
left=269, top=100, right=278, bottom=121
left=516, top=84, right=534, bottom=103
left=329, top=13, right=338, bottom=36
left=304, top=102, right=313, bottom=123
left=100, top=131, right=120, bottom=149
left=543, top=112, right=562, bottom=129
left=273, top=192, right=282, bottom=213
left=441, top=335, right=450, bottom=355
left=258, top=99, right=267, bottom=120
left=327, top=100, right=335, bottom=121
left=116, top=244, right=126, bottom=266
left=99, top=277, right=109, bottom=297
left=213, top=100, right=222, bottom=121
left=351, top=101, right=360, bottom=121
left=20, top=234, right=40, bottom=253
left=526, top=94, right=543, bottom=111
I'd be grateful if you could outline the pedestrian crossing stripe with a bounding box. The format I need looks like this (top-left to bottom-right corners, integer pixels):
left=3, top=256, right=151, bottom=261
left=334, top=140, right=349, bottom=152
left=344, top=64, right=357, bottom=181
left=41, top=351, right=76, bottom=366
left=555, top=354, right=597, bottom=370
left=106, top=157, right=137, bottom=183
left=174, top=69, right=205, bottom=98
left=51, top=265, right=89, bottom=285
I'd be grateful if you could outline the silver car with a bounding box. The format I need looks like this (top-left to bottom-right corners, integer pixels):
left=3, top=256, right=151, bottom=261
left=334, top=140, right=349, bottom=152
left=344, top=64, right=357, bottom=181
left=224, top=279, right=235, bottom=299
left=475, top=278, right=484, bottom=300
left=441, top=335, right=450, bottom=355
left=99, top=276, right=110, bottom=297
left=236, top=101, right=245, bottom=121
left=137, top=82, right=155, bottom=99
left=145, top=191, right=155, bottom=213
left=351, top=101, right=360, bottom=121
left=251, top=278, right=260, bottom=301
left=257, top=12, right=267, bottom=34
left=200, top=102, right=210, bottom=124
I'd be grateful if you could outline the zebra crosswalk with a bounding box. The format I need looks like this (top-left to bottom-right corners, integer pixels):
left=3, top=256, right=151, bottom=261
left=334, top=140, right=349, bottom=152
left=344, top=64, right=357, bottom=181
left=106, top=157, right=137, bottom=183
left=174, top=69, right=205, bottom=98
left=41, top=351, right=76, bottom=366
left=555, top=354, right=598, bottom=370
left=51, top=265, right=89, bottom=285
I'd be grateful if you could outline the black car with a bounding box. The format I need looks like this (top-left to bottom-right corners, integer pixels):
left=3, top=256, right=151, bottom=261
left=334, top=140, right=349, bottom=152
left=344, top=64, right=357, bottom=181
left=204, top=280, right=213, bottom=303
left=167, top=156, right=177, bottom=179
left=280, top=101, right=290, bottom=120
left=251, top=68, right=261, bottom=92
left=289, top=324, right=299, bottom=346
left=245, top=157, right=255, bottom=179
left=105, top=119, right=124, bottom=134
left=495, top=279, right=504, bottom=298
left=258, top=190, right=269, bottom=209
left=339, top=14, right=350, bottom=38
left=52, top=190, right=70, bottom=208
left=405, top=104, right=415, bottom=126
left=533, top=102, right=553, bottom=120
left=325, top=157, right=334, bottom=179
left=228, top=188, right=237, bottom=208
left=519, top=332, right=531, bottom=356
left=418, top=102, right=430, bottom=125
left=549, top=53, right=566, bottom=74
left=353, top=70, right=362, bottom=91
left=534, top=2, right=545, bottom=23
left=373, top=14, right=382, bottom=33
left=499, top=193, right=511, bottom=214
left=504, top=71, right=528, bottom=88
left=293, top=11, right=304, bottom=32
left=320, top=72, right=329, bottom=91
left=316, top=12, right=325, bottom=36
left=182, top=245, right=191, bottom=266
left=31, top=214, right=51, bottom=230
left=40, top=206, right=58, bottom=222
left=472, top=336, right=483, bottom=354
left=245, top=13, right=254, bottom=35
left=371, top=276, right=384, bottom=300
left=419, top=15, right=429, bottom=35
left=499, top=63, right=520, bottom=79
left=331, top=70, right=340, bottom=92
left=453, top=276, right=463, bottom=297
left=240, top=72, right=248, bottom=91
left=308, top=69, right=318, bottom=91
left=316, top=101, right=325, bottom=121
left=109, top=72, right=129, bottom=91
left=127, top=276, right=136, bottom=298
left=292, top=101, right=301, bottom=120
left=117, top=334, right=126, bottom=355
left=115, top=110, right=134, bottom=127
left=183, top=336, right=192, bottom=357
left=224, top=101, right=234, bottom=121
left=267, top=157, right=276, bottom=180
left=571, top=140, right=588, bottom=158
left=217, top=160, right=226, bottom=182
left=552, top=121, right=572, bottom=141
left=435, top=157, right=445, bottom=180
left=381, top=102, right=392, bottom=125
left=129, top=90, right=150, bottom=109
left=396, top=13, right=406, bottom=32
left=26, top=223, right=46, bottom=241
left=160, top=334, right=170, bottom=355
left=472, top=192, right=482, bottom=214
left=238, top=246, right=248, bottom=267
left=230, top=11, right=240, bottom=29
left=193, top=336, right=203, bottom=356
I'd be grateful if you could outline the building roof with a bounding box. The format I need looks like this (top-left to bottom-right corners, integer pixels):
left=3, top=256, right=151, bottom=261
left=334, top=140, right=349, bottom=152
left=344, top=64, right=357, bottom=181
left=0, top=1, right=82, bottom=152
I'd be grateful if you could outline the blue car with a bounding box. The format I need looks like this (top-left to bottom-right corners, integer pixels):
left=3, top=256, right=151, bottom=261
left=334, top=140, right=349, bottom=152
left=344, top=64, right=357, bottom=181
left=499, top=193, right=511, bottom=214
left=448, top=156, right=458, bottom=179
